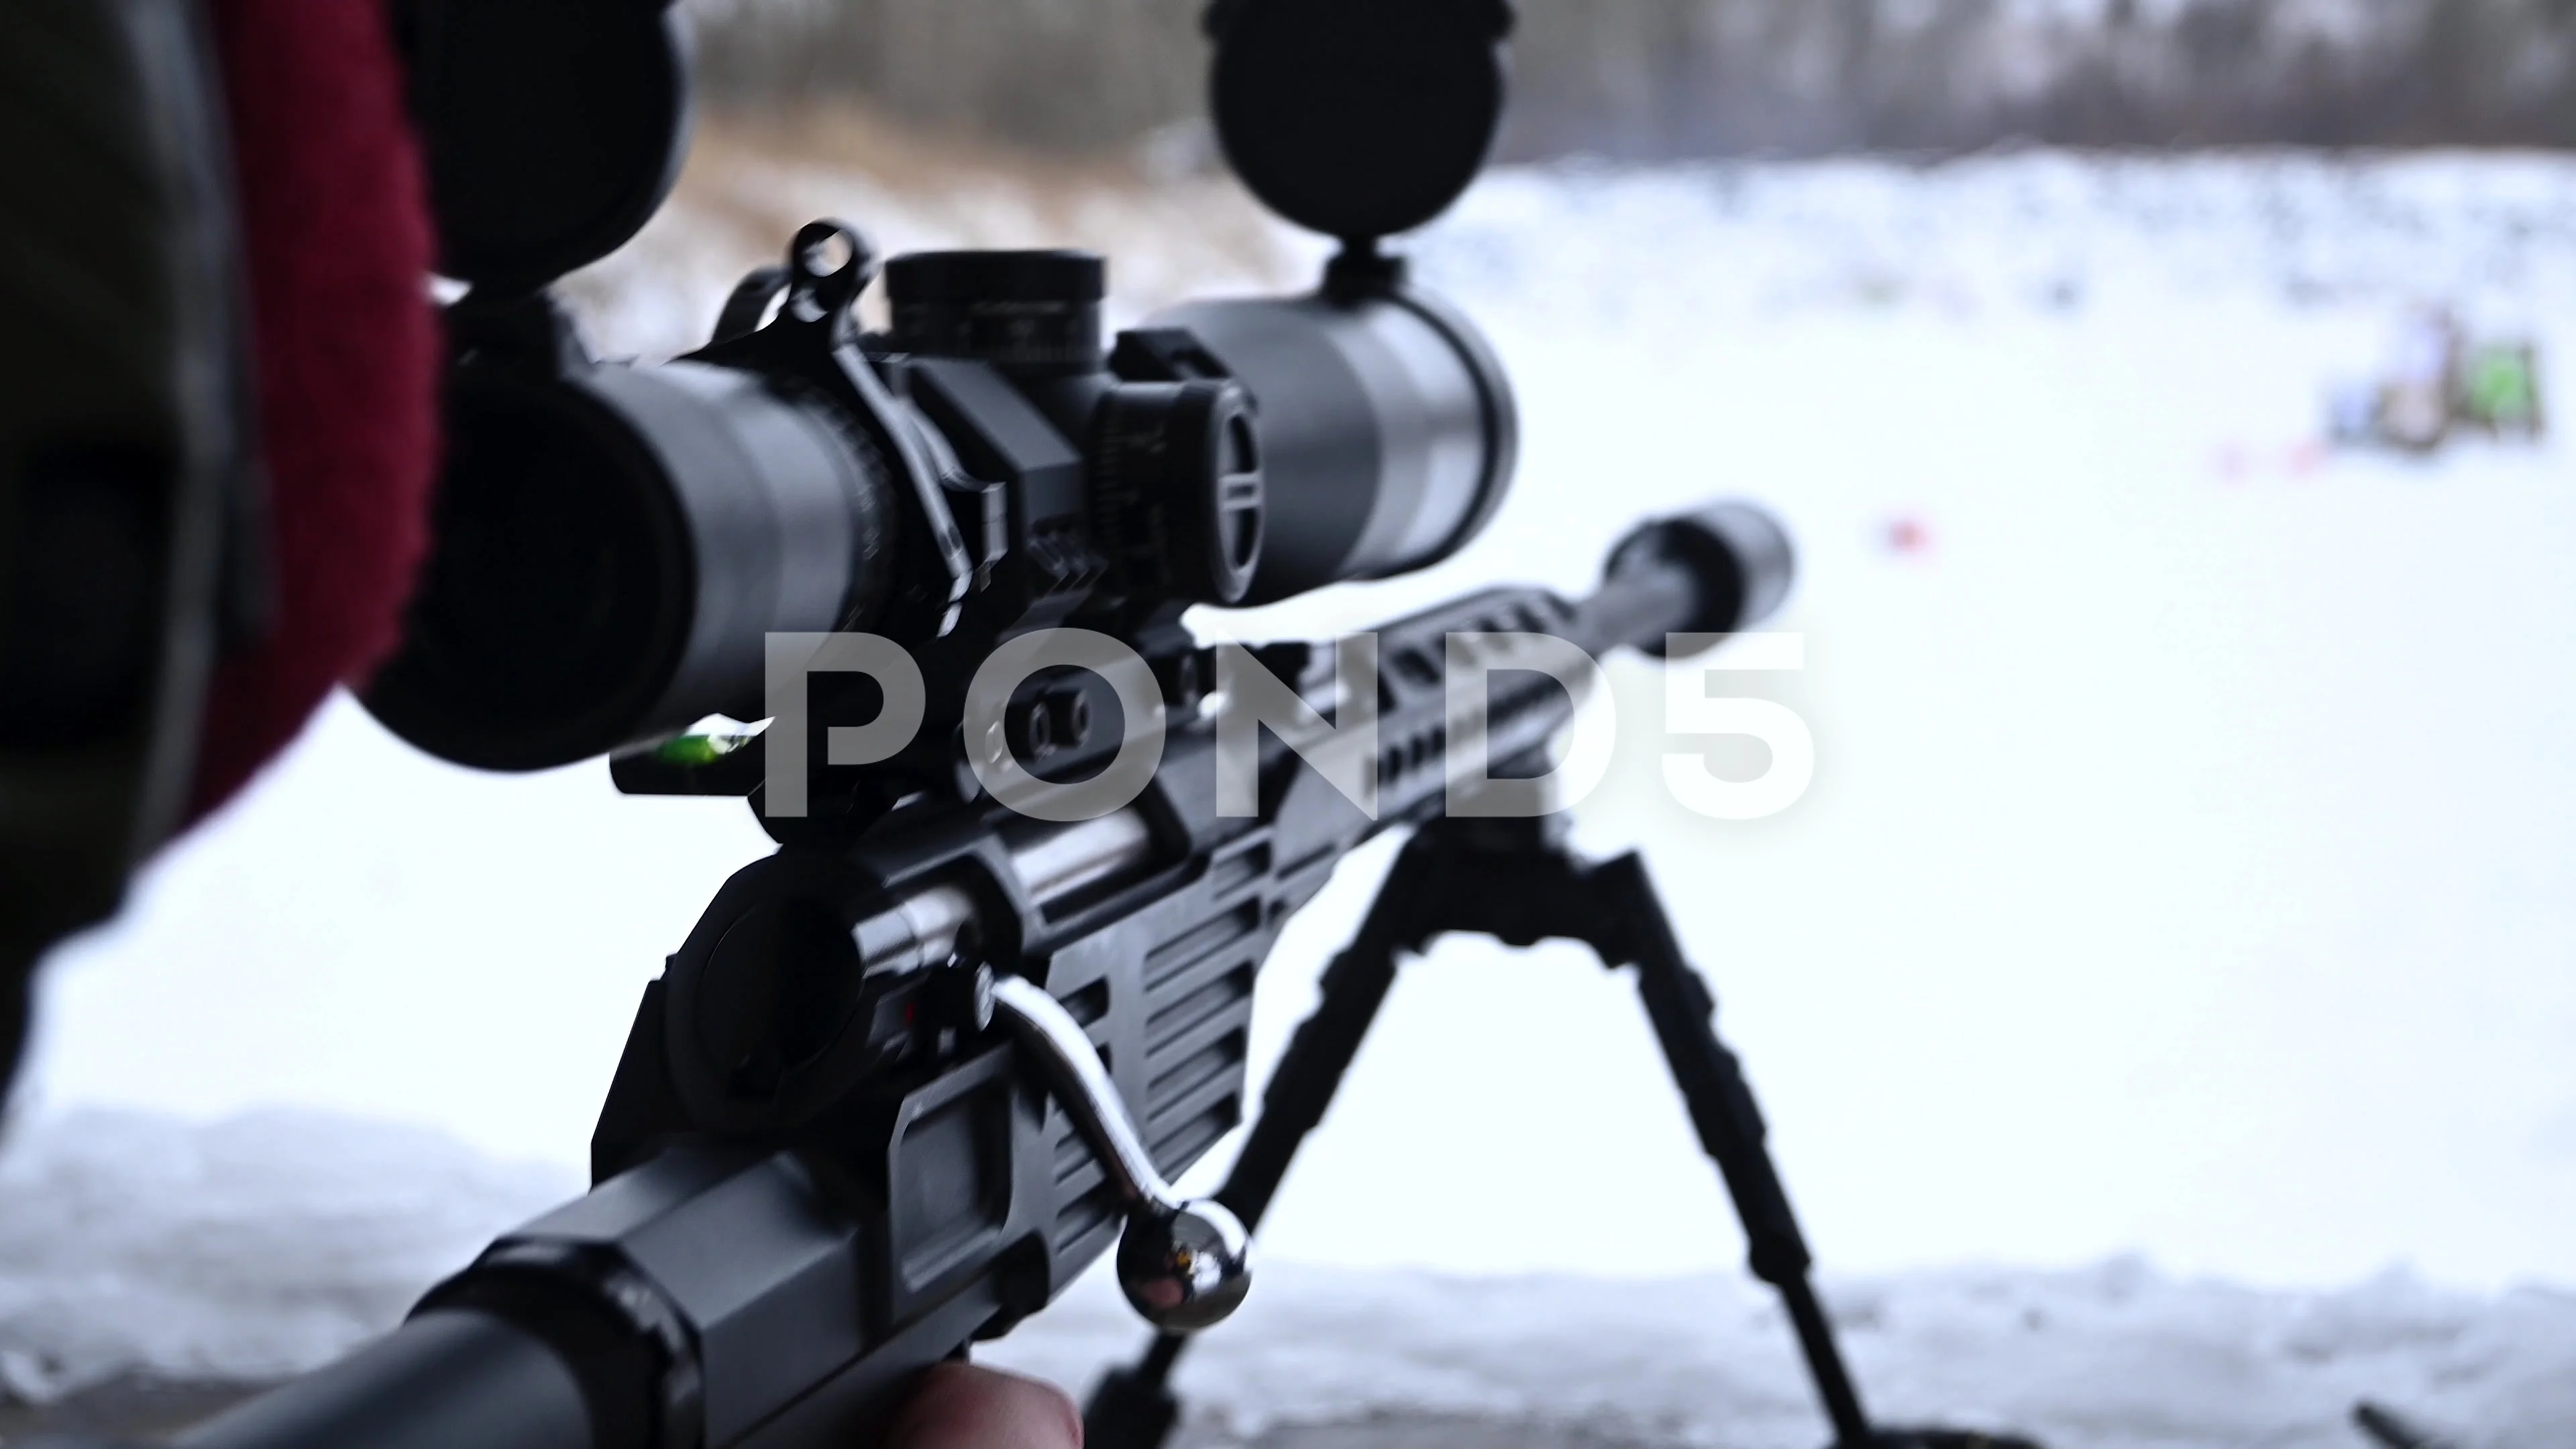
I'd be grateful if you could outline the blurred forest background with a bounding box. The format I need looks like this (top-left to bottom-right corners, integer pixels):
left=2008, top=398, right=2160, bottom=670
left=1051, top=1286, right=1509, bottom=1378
left=686, top=0, right=2576, bottom=160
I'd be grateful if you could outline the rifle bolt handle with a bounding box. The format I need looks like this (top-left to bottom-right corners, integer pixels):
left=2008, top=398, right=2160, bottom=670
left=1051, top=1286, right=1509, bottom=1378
left=988, top=973, right=1253, bottom=1332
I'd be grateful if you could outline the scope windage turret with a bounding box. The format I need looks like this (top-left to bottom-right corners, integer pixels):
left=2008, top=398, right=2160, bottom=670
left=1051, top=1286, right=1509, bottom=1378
left=364, top=244, right=1520, bottom=772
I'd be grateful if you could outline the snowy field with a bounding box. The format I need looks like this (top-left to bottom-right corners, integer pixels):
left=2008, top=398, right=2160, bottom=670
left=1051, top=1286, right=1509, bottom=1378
left=12, top=148, right=2576, bottom=1442
left=3, top=1111, right=2572, bottom=1446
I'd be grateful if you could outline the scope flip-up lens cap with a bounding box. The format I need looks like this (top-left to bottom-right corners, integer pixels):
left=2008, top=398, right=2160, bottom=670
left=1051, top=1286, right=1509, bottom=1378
left=1207, top=0, right=1513, bottom=242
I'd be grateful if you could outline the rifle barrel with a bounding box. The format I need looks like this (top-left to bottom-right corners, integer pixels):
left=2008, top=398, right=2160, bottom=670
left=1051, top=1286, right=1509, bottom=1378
left=180, top=1310, right=594, bottom=1449
left=1572, top=501, right=1797, bottom=661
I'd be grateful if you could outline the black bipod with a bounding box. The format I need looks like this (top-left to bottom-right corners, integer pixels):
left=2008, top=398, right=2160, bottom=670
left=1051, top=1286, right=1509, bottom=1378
left=1083, top=814, right=2040, bottom=1449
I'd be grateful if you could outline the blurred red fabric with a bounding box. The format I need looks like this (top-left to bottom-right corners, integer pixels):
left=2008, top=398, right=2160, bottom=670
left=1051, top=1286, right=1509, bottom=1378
left=188, top=0, right=439, bottom=822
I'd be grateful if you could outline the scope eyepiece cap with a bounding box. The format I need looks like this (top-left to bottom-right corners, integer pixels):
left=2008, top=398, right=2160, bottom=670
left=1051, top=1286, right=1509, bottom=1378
left=396, top=0, right=692, bottom=293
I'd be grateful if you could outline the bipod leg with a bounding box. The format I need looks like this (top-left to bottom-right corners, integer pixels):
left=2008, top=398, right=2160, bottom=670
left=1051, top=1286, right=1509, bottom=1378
left=1083, top=833, right=1438, bottom=1449
left=1591, top=855, right=1876, bottom=1449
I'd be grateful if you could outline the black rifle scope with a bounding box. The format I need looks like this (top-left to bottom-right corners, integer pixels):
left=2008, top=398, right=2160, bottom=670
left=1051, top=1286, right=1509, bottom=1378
left=366, top=246, right=1516, bottom=773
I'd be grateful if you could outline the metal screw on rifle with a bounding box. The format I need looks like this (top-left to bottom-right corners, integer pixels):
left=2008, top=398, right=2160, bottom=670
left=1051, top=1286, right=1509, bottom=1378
left=925, top=959, right=996, bottom=1034
left=1010, top=700, right=1057, bottom=761
left=1005, top=688, right=1091, bottom=764
left=1042, top=688, right=1091, bottom=750
left=985, top=973, right=1252, bottom=1332
left=1159, top=651, right=1206, bottom=712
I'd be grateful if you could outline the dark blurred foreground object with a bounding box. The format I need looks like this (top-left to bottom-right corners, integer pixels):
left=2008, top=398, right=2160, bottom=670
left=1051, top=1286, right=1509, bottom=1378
left=0, top=0, right=435, bottom=1095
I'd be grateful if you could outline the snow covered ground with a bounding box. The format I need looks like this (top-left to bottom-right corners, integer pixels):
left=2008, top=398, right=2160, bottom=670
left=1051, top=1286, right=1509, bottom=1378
left=12, top=148, right=2576, bottom=1440
left=1, top=1110, right=2570, bottom=1447
left=0, top=1112, right=566, bottom=1403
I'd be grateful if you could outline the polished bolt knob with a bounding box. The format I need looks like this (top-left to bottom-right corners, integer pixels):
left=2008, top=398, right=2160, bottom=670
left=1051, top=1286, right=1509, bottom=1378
left=987, top=973, right=1256, bottom=1335
left=1117, top=1199, right=1252, bottom=1332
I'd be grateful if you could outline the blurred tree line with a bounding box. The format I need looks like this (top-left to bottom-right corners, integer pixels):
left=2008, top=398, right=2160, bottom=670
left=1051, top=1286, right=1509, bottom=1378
left=686, top=0, right=2576, bottom=158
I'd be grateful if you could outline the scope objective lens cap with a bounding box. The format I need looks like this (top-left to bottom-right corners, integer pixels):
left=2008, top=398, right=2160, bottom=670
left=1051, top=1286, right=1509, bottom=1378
left=1207, top=0, right=1513, bottom=244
